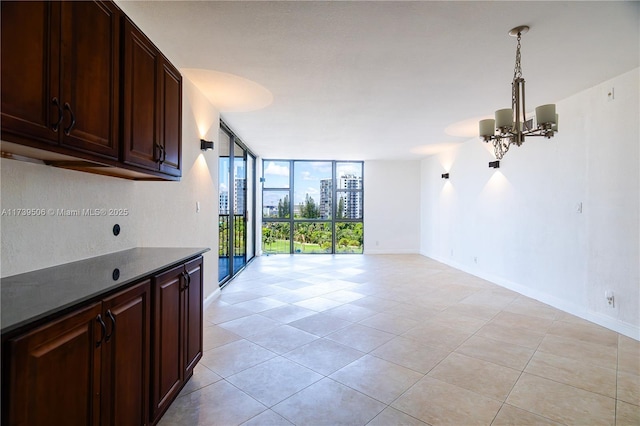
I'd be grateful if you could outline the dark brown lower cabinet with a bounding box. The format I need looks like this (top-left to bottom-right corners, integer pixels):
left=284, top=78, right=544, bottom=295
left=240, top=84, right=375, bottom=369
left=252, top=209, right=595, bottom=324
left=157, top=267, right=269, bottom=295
left=183, top=257, right=203, bottom=377
left=151, top=265, right=183, bottom=421
left=101, top=280, right=151, bottom=426
left=3, top=255, right=203, bottom=425
left=151, top=256, right=203, bottom=423
left=6, top=302, right=103, bottom=426
left=5, top=280, right=150, bottom=426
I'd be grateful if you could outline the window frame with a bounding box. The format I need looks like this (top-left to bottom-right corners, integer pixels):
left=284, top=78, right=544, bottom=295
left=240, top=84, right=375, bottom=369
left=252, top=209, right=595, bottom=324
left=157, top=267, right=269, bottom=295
left=261, top=159, right=364, bottom=254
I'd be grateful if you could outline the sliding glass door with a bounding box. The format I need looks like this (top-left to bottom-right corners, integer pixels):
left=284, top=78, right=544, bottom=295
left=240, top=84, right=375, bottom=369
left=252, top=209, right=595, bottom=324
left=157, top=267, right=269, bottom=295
left=232, top=141, right=247, bottom=272
left=219, top=129, right=232, bottom=282
left=219, top=122, right=256, bottom=285
left=246, top=154, right=255, bottom=263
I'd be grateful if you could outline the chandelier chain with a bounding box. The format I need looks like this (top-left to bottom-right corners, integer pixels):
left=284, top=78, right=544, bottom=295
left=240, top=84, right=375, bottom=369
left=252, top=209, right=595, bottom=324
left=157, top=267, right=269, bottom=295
left=514, top=32, right=523, bottom=80
left=512, top=32, right=523, bottom=112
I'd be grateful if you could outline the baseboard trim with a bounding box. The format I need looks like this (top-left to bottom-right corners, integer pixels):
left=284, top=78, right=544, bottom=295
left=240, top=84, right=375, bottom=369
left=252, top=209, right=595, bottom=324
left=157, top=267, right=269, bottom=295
left=420, top=251, right=640, bottom=341
left=365, top=248, right=420, bottom=255
left=203, top=287, right=221, bottom=311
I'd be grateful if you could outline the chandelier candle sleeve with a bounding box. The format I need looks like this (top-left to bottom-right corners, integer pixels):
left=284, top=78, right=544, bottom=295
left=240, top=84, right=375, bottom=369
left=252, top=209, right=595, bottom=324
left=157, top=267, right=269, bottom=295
left=479, top=119, right=495, bottom=137
left=535, top=104, right=556, bottom=126
left=495, top=109, right=513, bottom=131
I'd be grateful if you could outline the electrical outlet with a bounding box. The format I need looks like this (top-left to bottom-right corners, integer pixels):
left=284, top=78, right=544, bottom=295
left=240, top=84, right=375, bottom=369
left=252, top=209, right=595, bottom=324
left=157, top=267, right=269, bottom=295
left=605, top=290, right=615, bottom=307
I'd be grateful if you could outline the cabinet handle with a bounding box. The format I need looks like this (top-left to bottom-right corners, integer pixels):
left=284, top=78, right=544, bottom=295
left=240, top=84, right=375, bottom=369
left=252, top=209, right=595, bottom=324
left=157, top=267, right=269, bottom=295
left=183, top=270, right=190, bottom=289
left=105, top=310, right=116, bottom=342
left=154, top=143, right=162, bottom=163
left=63, top=102, right=76, bottom=135
left=96, top=314, right=107, bottom=347
left=180, top=271, right=188, bottom=290
left=51, top=98, right=63, bottom=132
left=157, top=144, right=165, bottom=164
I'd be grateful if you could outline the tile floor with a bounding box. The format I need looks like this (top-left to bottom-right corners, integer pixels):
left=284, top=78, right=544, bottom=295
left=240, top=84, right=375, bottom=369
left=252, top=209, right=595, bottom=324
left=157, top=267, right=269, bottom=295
left=159, top=254, right=640, bottom=426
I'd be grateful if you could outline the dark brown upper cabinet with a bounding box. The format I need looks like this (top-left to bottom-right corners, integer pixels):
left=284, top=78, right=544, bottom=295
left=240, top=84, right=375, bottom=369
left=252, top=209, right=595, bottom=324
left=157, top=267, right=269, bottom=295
left=159, top=61, right=183, bottom=177
left=122, top=18, right=182, bottom=178
left=1, top=1, right=120, bottom=160
left=1, top=0, right=182, bottom=181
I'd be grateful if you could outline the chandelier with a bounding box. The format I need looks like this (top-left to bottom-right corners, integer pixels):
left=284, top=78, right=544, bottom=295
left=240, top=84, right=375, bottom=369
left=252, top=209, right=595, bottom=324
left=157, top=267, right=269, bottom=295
left=479, top=26, right=558, bottom=160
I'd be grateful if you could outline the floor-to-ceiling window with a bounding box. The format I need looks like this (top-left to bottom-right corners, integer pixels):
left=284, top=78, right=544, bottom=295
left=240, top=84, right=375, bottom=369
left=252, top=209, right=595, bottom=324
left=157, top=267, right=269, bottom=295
left=334, top=162, right=364, bottom=253
left=262, top=160, right=363, bottom=254
left=219, top=121, right=256, bottom=285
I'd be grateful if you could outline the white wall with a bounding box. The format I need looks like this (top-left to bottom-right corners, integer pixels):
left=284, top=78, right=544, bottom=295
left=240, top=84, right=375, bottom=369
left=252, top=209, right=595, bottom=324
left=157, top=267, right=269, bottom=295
left=420, top=68, right=639, bottom=339
left=1, top=78, right=222, bottom=300
left=364, top=160, right=421, bottom=254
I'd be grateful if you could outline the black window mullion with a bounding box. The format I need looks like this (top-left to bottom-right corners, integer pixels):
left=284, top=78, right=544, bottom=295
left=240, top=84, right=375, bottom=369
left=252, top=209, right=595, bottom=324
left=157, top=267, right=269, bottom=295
left=289, top=160, right=294, bottom=254
left=332, top=161, right=337, bottom=253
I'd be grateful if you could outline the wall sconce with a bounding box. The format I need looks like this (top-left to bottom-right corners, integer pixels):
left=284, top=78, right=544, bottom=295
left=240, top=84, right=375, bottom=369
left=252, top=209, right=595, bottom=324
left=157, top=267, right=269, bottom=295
left=441, top=173, right=449, bottom=179
left=200, top=139, right=214, bottom=151
left=488, top=160, right=500, bottom=169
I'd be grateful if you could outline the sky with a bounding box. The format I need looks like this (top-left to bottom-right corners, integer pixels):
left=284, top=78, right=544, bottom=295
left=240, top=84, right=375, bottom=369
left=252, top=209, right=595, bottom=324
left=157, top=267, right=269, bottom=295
left=263, top=161, right=362, bottom=207
left=219, top=157, right=246, bottom=194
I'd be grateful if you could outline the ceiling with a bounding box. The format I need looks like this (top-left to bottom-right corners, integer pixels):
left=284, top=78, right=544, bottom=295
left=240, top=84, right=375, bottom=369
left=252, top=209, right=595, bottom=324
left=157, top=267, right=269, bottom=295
left=116, top=1, right=639, bottom=161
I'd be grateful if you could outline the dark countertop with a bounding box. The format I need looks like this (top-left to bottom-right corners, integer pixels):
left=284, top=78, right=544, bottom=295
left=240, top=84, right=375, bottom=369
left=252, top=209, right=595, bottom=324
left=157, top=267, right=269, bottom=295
left=1, top=247, right=209, bottom=335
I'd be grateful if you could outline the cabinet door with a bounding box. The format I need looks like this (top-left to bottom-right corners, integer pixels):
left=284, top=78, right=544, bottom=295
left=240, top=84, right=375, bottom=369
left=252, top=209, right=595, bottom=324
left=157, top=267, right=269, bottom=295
left=59, top=0, right=120, bottom=159
left=1, top=1, right=60, bottom=146
left=122, top=18, right=161, bottom=172
left=151, top=265, right=184, bottom=422
left=158, top=58, right=182, bottom=177
left=101, top=281, right=150, bottom=426
left=183, top=257, right=203, bottom=377
left=6, top=303, right=103, bottom=426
